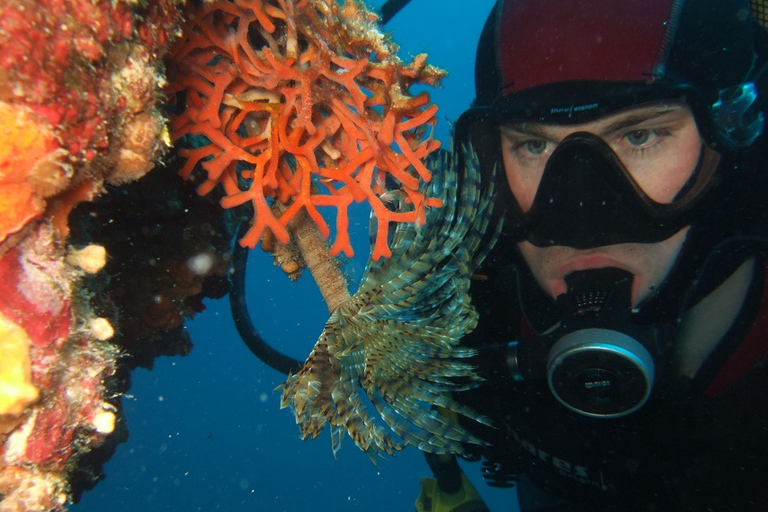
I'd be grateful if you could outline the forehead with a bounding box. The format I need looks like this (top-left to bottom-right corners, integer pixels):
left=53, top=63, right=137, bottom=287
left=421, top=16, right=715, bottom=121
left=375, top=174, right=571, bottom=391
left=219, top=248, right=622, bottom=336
left=501, top=101, right=690, bottom=137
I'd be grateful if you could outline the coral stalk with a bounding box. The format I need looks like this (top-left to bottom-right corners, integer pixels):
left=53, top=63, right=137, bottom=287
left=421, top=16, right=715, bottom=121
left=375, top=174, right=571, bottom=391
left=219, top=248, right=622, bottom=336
left=288, top=210, right=351, bottom=313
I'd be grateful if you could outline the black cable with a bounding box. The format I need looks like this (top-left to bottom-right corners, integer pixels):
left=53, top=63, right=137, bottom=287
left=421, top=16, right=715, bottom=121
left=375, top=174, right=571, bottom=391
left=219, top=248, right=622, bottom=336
left=425, top=452, right=464, bottom=494
left=229, top=221, right=303, bottom=375
left=378, top=0, right=413, bottom=25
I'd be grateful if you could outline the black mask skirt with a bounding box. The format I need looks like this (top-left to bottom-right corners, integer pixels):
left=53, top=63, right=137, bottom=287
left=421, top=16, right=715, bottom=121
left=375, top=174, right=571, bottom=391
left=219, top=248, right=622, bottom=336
left=511, top=131, right=721, bottom=249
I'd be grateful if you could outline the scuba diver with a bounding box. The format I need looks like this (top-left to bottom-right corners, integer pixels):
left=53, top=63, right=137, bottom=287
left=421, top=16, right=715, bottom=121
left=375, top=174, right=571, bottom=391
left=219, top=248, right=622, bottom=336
left=416, top=0, right=768, bottom=511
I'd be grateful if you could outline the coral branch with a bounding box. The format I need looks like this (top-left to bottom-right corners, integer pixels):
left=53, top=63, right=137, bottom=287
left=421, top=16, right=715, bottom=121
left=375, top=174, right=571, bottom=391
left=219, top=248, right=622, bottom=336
left=168, top=0, right=446, bottom=258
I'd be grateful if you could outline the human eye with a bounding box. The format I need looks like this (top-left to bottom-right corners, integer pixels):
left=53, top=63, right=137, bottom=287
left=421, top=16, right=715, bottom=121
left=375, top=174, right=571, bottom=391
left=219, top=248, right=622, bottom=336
left=505, top=137, right=553, bottom=162
left=519, top=138, right=550, bottom=156
left=619, top=127, right=671, bottom=157
left=625, top=129, right=653, bottom=146
left=499, top=126, right=555, bottom=172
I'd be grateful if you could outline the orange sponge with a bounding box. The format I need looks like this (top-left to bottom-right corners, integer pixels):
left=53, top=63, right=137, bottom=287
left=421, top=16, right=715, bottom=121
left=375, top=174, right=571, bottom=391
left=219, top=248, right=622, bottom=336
left=0, top=101, right=70, bottom=243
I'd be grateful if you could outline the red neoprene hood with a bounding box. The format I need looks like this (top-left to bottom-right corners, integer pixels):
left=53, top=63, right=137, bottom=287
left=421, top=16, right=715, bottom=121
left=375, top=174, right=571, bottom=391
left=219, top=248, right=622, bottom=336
left=472, top=0, right=757, bottom=125
left=497, top=0, right=670, bottom=96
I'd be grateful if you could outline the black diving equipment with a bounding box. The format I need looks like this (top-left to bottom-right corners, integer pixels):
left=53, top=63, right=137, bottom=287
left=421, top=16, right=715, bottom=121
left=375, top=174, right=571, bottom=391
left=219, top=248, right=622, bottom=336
left=506, top=268, right=666, bottom=418
left=513, top=131, right=720, bottom=249
left=711, top=81, right=765, bottom=147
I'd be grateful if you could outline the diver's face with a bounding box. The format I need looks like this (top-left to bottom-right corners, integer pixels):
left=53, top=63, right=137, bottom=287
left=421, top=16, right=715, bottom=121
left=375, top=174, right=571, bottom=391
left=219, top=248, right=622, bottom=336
left=499, top=102, right=703, bottom=305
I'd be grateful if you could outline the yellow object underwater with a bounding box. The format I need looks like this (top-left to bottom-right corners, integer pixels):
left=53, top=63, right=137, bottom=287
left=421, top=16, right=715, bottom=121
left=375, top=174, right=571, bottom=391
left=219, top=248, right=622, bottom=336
left=0, top=311, right=39, bottom=417
left=416, top=473, right=490, bottom=512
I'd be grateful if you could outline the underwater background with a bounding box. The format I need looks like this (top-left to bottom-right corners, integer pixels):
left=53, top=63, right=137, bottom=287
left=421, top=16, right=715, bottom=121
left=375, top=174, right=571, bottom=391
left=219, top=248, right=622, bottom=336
left=72, top=1, right=515, bottom=510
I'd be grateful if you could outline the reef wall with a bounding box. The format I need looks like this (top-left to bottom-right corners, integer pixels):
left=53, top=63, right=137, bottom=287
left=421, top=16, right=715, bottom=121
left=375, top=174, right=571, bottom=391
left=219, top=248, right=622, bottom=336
left=0, top=1, right=185, bottom=508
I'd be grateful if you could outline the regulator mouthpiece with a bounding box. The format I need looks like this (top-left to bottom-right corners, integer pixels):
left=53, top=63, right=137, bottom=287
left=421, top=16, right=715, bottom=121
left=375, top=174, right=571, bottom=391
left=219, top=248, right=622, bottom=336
left=508, top=268, right=660, bottom=418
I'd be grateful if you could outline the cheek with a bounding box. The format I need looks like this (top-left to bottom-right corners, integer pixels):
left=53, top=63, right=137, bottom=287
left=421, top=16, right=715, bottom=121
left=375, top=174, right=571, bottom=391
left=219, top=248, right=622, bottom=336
left=502, top=153, right=538, bottom=212
left=517, top=242, right=567, bottom=297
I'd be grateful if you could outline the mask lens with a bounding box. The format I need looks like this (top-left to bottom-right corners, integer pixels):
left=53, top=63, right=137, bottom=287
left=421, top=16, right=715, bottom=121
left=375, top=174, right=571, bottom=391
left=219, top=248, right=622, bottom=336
left=505, top=131, right=719, bottom=248
left=500, top=112, right=708, bottom=211
left=454, top=102, right=721, bottom=247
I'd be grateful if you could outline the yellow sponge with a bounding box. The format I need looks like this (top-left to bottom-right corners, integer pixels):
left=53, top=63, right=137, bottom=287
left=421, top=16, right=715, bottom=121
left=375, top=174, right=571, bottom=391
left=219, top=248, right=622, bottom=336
left=0, top=311, right=39, bottom=416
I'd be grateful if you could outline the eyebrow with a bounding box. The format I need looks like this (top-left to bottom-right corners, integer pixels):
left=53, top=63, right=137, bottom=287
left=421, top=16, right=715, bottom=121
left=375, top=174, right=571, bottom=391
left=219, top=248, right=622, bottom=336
left=500, top=124, right=552, bottom=139
left=600, top=105, right=683, bottom=135
left=501, top=104, right=685, bottom=139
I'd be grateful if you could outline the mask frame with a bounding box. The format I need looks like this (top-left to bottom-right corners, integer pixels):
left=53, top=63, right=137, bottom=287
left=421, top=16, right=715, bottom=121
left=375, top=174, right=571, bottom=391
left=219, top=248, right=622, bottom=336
left=455, top=104, right=722, bottom=248
left=518, top=131, right=721, bottom=248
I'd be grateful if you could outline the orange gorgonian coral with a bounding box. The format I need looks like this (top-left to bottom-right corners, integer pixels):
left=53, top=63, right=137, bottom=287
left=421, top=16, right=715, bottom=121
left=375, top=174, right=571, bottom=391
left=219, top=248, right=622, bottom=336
left=168, top=0, right=446, bottom=259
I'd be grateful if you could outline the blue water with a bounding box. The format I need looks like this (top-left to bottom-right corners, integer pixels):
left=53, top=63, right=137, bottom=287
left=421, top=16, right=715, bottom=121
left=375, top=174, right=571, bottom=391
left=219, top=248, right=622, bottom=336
left=73, top=1, right=517, bottom=510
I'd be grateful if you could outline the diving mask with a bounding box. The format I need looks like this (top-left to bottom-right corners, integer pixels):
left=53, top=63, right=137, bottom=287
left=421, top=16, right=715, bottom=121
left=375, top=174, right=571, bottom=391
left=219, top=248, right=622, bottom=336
left=511, top=131, right=721, bottom=248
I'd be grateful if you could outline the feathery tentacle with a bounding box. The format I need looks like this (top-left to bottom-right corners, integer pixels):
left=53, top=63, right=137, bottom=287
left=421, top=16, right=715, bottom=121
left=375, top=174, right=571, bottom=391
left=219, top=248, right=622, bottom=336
left=280, top=143, right=503, bottom=457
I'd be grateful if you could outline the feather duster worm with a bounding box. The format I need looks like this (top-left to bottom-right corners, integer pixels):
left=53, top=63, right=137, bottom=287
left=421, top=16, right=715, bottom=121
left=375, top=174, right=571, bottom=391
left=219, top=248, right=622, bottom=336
left=280, top=146, right=503, bottom=457
left=168, top=0, right=445, bottom=259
